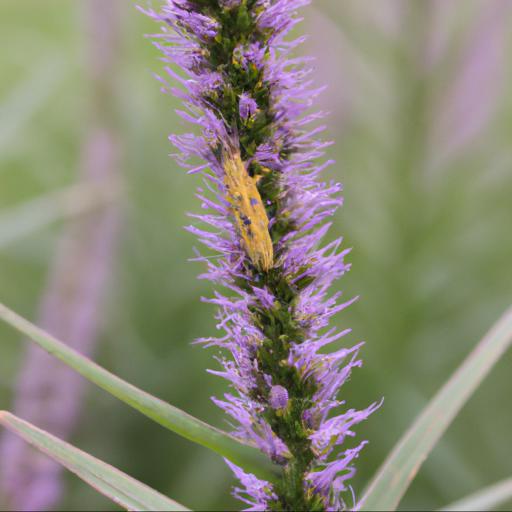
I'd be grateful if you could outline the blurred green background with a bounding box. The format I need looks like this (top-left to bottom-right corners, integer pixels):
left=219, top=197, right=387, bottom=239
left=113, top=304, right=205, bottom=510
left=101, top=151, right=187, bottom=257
left=1, top=1, right=511, bottom=510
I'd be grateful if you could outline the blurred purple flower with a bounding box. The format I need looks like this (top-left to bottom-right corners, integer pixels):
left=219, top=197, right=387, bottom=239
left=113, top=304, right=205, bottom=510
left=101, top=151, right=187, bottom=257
left=143, top=1, right=378, bottom=509
left=432, top=0, right=510, bottom=167
left=0, top=2, right=123, bottom=510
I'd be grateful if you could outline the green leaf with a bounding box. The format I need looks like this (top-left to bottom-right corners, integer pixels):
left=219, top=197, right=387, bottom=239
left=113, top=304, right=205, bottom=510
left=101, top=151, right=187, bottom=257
left=360, top=305, right=512, bottom=511
left=0, top=301, right=277, bottom=481
left=440, top=477, right=512, bottom=512
left=0, top=411, right=188, bottom=511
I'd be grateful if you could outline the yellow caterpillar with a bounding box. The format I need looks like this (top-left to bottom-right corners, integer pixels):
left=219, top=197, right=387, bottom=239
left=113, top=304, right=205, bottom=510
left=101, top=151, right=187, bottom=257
left=222, top=147, right=274, bottom=271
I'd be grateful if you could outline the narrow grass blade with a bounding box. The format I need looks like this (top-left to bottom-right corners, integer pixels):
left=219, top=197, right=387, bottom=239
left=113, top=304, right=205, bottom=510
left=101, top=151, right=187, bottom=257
left=440, top=477, right=512, bottom=512
left=0, top=57, right=64, bottom=156
left=0, top=302, right=277, bottom=481
left=360, top=305, right=512, bottom=511
left=0, top=411, right=188, bottom=511
left=0, top=180, right=119, bottom=249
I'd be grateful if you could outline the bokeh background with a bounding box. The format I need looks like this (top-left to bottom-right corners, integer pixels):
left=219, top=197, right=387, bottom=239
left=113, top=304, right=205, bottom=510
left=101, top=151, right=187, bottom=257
left=1, top=1, right=512, bottom=510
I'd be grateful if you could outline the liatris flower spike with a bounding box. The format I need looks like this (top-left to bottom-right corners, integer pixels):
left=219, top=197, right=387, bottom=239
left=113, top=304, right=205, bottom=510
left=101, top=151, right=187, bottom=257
left=142, top=1, right=380, bottom=510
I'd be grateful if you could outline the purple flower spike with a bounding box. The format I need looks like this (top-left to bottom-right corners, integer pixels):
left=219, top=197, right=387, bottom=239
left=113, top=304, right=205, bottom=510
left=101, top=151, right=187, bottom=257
left=143, top=1, right=379, bottom=509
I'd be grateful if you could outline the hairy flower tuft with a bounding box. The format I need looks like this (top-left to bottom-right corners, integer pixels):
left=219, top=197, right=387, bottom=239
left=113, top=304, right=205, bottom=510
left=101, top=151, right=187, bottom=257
left=143, top=0, right=379, bottom=509
left=269, top=385, right=289, bottom=410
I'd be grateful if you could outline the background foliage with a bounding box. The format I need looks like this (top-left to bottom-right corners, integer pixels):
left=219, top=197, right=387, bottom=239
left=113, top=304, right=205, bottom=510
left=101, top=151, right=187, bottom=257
left=1, top=1, right=511, bottom=510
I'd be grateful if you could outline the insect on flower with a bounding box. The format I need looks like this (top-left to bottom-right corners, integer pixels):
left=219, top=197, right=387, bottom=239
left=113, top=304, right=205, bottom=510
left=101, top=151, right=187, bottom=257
left=222, top=145, right=274, bottom=271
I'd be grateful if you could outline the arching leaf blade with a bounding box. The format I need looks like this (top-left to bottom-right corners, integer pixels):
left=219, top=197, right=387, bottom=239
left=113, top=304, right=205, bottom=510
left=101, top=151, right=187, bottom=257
left=440, top=477, right=512, bottom=512
left=360, top=305, right=512, bottom=511
left=0, top=301, right=277, bottom=481
left=0, top=411, right=188, bottom=511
